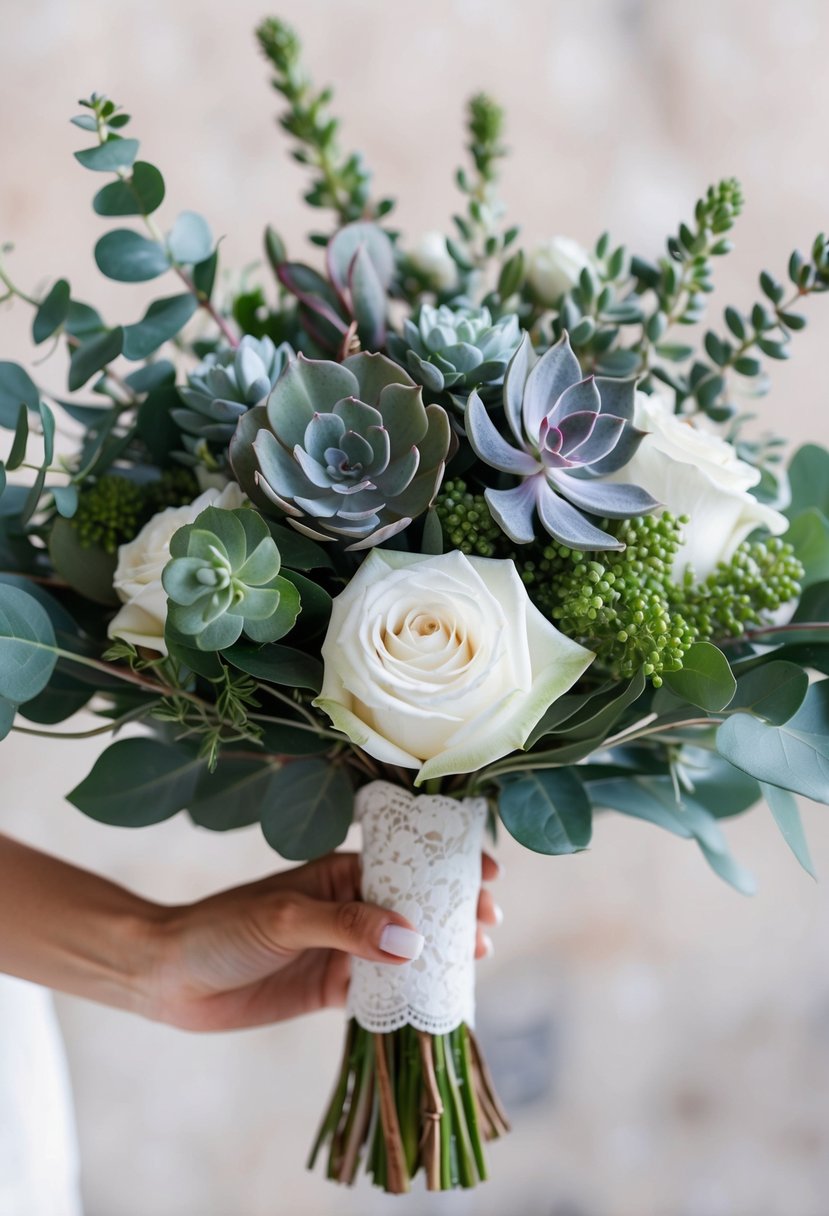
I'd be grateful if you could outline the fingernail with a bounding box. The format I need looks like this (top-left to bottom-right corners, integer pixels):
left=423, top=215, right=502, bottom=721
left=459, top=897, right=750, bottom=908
left=380, top=925, right=425, bottom=960
left=492, top=904, right=504, bottom=927
left=482, top=933, right=495, bottom=958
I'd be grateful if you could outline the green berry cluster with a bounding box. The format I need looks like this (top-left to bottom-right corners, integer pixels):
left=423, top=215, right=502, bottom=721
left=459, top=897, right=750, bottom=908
left=674, top=537, right=803, bottom=640
left=524, top=513, right=695, bottom=686
left=434, top=479, right=503, bottom=558
left=72, top=475, right=146, bottom=554
left=72, top=469, right=199, bottom=554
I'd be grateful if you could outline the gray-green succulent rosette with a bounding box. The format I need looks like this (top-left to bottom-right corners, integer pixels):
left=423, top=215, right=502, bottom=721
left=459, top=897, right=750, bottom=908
left=230, top=351, right=452, bottom=548
left=1, top=15, right=829, bottom=1201
left=162, top=505, right=299, bottom=649
left=387, top=303, right=522, bottom=400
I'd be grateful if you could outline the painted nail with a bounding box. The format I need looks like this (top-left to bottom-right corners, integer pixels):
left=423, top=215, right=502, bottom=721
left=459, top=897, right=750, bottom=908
left=492, top=904, right=504, bottom=927
left=380, top=924, right=425, bottom=960
left=482, top=933, right=495, bottom=958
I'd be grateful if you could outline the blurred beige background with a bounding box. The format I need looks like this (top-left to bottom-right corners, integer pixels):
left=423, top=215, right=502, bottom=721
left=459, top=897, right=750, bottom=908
left=2, top=1, right=829, bottom=1213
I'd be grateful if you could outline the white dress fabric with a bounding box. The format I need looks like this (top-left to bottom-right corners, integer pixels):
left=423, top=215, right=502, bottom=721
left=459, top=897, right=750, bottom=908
left=0, top=975, right=82, bottom=1216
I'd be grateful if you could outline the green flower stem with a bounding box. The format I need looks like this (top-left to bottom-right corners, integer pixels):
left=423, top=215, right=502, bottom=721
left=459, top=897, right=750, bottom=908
left=247, top=710, right=343, bottom=743
left=459, top=1024, right=488, bottom=1180
left=11, top=705, right=154, bottom=740
left=252, top=681, right=322, bottom=731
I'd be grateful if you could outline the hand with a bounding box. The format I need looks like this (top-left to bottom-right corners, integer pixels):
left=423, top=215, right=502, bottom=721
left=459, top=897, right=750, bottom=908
left=145, top=852, right=501, bottom=1032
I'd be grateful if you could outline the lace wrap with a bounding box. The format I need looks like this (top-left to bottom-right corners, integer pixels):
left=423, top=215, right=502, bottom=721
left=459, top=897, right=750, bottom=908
left=347, top=780, right=488, bottom=1035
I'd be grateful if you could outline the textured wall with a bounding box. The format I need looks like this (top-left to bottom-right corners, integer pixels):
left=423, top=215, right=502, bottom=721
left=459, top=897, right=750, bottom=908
left=2, top=1, right=829, bottom=1214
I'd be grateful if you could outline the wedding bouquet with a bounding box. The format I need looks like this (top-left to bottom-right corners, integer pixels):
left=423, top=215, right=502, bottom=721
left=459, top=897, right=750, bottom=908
left=2, top=16, right=829, bottom=1194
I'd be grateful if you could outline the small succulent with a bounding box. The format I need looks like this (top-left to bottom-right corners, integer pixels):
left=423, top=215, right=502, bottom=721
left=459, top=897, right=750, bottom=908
left=466, top=332, right=659, bottom=550
left=387, top=303, right=522, bottom=398
left=173, top=336, right=294, bottom=444
left=162, top=505, right=300, bottom=650
left=229, top=352, right=451, bottom=550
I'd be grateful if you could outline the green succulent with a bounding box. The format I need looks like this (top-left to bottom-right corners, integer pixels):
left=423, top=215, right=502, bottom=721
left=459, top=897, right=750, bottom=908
left=162, top=506, right=300, bottom=650
left=229, top=352, right=452, bottom=550
left=174, top=336, right=294, bottom=444
left=387, top=303, right=522, bottom=397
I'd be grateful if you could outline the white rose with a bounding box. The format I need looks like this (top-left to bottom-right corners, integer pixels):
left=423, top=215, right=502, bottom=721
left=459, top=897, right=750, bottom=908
left=409, top=232, right=458, bottom=293
left=527, top=236, right=591, bottom=306
left=108, top=482, right=246, bottom=654
left=601, top=392, right=787, bottom=581
left=314, top=549, right=594, bottom=784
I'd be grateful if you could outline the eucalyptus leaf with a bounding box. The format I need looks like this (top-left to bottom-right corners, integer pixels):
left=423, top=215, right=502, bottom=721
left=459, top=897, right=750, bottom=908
left=785, top=509, right=829, bottom=588
left=0, top=362, right=39, bottom=428
left=761, top=781, right=816, bottom=878
left=52, top=485, right=79, bottom=519
left=259, top=759, right=353, bottom=859
left=74, top=137, right=140, bottom=173
left=664, top=642, right=736, bottom=711
left=68, top=328, right=124, bottom=391
left=68, top=738, right=206, bottom=827
left=189, top=759, right=278, bottom=831
left=785, top=444, right=829, bottom=520
left=498, top=769, right=592, bottom=854
left=0, top=696, right=15, bottom=740
left=716, top=679, right=829, bottom=805
left=264, top=523, right=333, bottom=570
left=48, top=518, right=119, bottom=605
left=136, top=386, right=184, bottom=465
left=0, top=583, right=58, bottom=703
left=6, top=405, right=29, bottom=471
left=224, top=641, right=323, bottom=691
left=167, top=211, right=213, bottom=265
left=122, top=294, right=198, bottom=360
left=94, top=230, right=170, bottom=282
left=32, top=280, right=70, bottom=345
left=730, top=660, right=809, bottom=724
left=92, top=162, right=165, bottom=216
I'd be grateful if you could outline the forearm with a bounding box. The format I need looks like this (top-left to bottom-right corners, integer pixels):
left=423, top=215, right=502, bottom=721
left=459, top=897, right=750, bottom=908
left=0, top=833, right=162, bottom=1015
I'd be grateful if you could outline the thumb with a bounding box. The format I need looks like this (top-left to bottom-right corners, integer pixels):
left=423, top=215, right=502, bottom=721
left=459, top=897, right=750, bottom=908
left=270, top=893, right=425, bottom=964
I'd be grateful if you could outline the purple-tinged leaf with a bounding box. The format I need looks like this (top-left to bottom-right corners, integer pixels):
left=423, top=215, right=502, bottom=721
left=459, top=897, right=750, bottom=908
left=504, top=333, right=534, bottom=443
left=550, top=473, right=659, bottom=519
left=536, top=484, right=623, bottom=550
left=569, top=412, right=626, bottom=464
left=522, top=332, right=583, bottom=441
left=549, top=377, right=601, bottom=425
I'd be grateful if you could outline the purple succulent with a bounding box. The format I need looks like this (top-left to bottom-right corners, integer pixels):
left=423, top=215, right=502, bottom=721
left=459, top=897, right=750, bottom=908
left=465, top=333, right=659, bottom=550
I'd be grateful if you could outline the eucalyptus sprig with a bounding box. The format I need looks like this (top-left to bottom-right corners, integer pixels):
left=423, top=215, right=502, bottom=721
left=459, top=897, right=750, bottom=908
left=256, top=18, right=391, bottom=234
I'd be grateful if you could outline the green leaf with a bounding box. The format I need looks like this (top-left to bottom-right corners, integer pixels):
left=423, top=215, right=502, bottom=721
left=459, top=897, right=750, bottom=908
left=0, top=362, right=39, bottom=428
left=264, top=523, right=333, bottom=570
left=94, top=230, right=170, bottom=282
left=785, top=509, right=829, bottom=588
left=257, top=719, right=331, bottom=756
left=68, top=327, right=124, bottom=391
left=136, top=386, right=183, bottom=465
left=68, top=739, right=205, bottom=827
left=588, top=774, right=756, bottom=894
left=188, top=759, right=277, bottom=831
left=92, top=162, right=165, bottom=216
left=163, top=622, right=224, bottom=680
left=192, top=250, right=218, bottom=300
left=124, top=360, right=176, bottom=395
left=51, top=485, right=79, bottom=519
left=549, top=669, right=646, bottom=742
left=793, top=580, right=829, bottom=623
left=785, top=444, right=829, bottom=519
left=498, top=769, right=592, bottom=855
left=64, top=300, right=106, bottom=340
left=0, top=583, right=58, bottom=703
left=664, top=641, right=736, bottom=711
left=259, top=759, right=353, bottom=860
left=0, top=696, right=15, bottom=740
left=730, top=660, right=809, bottom=724
left=74, top=137, right=140, bottom=173
left=6, top=404, right=29, bottom=471
left=761, top=781, right=815, bottom=878
left=122, top=294, right=198, bottom=360
left=48, top=518, right=119, bottom=605
left=167, top=211, right=213, bottom=265
left=678, top=748, right=761, bottom=818
left=716, top=679, right=829, bottom=805
left=224, top=640, right=323, bottom=691
left=0, top=463, right=4, bottom=498
left=279, top=568, right=331, bottom=638
left=32, top=280, right=71, bottom=345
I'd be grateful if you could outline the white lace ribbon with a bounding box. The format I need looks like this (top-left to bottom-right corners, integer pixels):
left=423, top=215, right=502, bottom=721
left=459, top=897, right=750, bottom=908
left=347, top=780, right=488, bottom=1035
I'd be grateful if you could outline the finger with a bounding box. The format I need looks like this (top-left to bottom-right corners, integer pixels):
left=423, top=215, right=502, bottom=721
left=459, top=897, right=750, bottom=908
left=476, top=887, right=502, bottom=927
left=265, top=852, right=362, bottom=904
left=475, top=927, right=494, bottom=960
left=267, top=891, right=425, bottom=965
left=481, top=852, right=501, bottom=883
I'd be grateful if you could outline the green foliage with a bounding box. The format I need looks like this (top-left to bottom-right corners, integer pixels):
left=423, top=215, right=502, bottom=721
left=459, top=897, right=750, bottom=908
left=0, top=584, right=57, bottom=704
left=663, top=642, right=736, bottom=712
left=163, top=505, right=301, bottom=650
left=68, top=737, right=205, bottom=826
left=70, top=469, right=199, bottom=554
left=256, top=17, right=381, bottom=228
left=497, top=769, right=592, bottom=854
left=259, top=758, right=353, bottom=859
left=677, top=537, right=804, bottom=636
left=0, top=361, right=39, bottom=428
